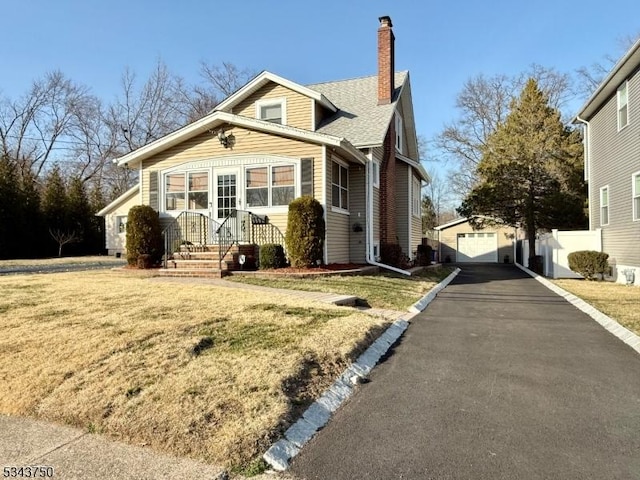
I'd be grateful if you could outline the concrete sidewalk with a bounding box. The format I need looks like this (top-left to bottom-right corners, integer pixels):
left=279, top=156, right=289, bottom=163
left=0, top=415, right=225, bottom=480
left=289, top=264, right=640, bottom=480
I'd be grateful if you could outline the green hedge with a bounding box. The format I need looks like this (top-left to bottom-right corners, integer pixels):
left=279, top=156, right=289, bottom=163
left=259, top=244, right=286, bottom=269
left=126, top=205, right=163, bottom=268
left=567, top=250, right=609, bottom=280
left=285, top=196, right=325, bottom=268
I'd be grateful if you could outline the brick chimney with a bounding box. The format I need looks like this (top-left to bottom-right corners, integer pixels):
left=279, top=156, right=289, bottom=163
left=377, top=16, right=395, bottom=105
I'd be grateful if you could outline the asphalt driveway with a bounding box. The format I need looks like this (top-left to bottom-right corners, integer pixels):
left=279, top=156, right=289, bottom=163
left=289, top=264, right=640, bottom=480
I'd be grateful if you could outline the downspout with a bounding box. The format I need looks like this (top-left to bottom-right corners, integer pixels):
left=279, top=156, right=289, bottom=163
left=365, top=150, right=412, bottom=276
left=575, top=115, right=592, bottom=231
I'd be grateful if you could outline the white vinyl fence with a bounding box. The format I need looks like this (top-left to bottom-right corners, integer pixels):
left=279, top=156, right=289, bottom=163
left=521, top=229, right=602, bottom=278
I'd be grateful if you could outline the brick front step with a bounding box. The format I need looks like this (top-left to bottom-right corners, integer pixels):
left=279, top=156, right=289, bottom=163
left=157, top=268, right=225, bottom=278
left=168, top=259, right=228, bottom=270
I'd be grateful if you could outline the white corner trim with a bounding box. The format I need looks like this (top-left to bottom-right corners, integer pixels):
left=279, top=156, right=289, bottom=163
left=322, top=145, right=328, bottom=264
left=515, top=263, right=640, bottom=355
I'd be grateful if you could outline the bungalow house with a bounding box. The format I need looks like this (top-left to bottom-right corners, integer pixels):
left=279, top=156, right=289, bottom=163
left=574, top=37, right=640, bottom=285
left=99, top=16, right=428, bottom=275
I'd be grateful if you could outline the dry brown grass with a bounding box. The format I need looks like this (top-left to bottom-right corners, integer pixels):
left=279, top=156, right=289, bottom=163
left=0, top=256, right=123, bottom=268
left=0, top=270, right=387, bottom=468
left=553, top=279, right=640, bottom=336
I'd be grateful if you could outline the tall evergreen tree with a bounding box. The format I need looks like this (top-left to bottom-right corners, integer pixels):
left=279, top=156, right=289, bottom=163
left=19, top=170, right=44, bottom=258
left=66, top=177, right=92, bottom=255
left=42, top=166, right=75, bottom=256
left=0, top=156, right=22, bottom=258
left=458, top=79, right=587, bottom=264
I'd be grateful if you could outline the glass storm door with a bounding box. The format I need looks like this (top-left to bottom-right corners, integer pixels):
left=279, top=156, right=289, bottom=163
left=215, top=170, right=239, bottom=221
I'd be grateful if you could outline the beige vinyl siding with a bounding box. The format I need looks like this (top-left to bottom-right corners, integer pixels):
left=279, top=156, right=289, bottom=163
left=104, top=193, right=140, bottom=254
left=439, top=220, right=514, bottom=264
left=234, top=83, right=312, bottom=130
left=588, top=69, right=640, bottom=267
left=141, top=127, right=322, bottom=206
left=349, top=164, right=367, bottom=263
left=326, top=151, right=350, bottom=263
left=411, top=172, right=423, bottom=255
left=395, top=161, right=410, bottom=254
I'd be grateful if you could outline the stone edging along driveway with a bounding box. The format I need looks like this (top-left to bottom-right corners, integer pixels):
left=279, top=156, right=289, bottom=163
left=263, top=268, right=462, bottom=471
left=515, top=263, right=640, bottom=355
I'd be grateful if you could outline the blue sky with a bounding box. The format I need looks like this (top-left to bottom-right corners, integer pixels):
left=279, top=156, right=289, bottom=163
left=2, top=0, right=639, bottom=170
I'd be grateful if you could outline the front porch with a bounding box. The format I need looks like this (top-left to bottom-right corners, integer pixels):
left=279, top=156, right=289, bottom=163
left=160, top=209, right=285, bottom=278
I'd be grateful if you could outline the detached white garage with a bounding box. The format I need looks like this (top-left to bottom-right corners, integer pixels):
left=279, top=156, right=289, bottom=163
left=434, top=217, right=516, bottom=264
left=456, top=232, right=498, bottom=262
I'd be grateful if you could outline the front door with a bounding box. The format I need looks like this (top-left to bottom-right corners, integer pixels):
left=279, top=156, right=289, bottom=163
left=214, top=169, right=240, bottom=222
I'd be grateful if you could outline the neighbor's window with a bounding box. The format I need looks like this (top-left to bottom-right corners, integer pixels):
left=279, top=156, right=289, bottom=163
left=600, top=186, right=609, bottom=225
left=256, top=99, right=285, bottom=125
left=165, top=173, right=186, bottom=210
left=412, top=176, right=421, bottom=217
left=633, top=172, right=640, bottom=221
left=331, top=161, right=349, bottom=210
left=245, top=165, right=295, bottom=208
left=117, top=216, right=127, bottom=234
left=618, top=82, right=629, bottom=130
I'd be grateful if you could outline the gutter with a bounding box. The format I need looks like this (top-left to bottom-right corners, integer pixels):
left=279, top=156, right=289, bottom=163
left=574, top=115, right=592, bottom=231
left=364, top=150, right=412, bottom=276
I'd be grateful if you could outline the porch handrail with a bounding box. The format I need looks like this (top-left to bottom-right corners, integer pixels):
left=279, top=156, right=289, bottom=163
left=162, top=211, right=218, bottom=268
left=216, top=209, right=286, bottom=269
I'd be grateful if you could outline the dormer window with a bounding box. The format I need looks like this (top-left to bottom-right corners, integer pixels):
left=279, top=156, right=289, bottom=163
left=256, top=98, right=286, bottom=125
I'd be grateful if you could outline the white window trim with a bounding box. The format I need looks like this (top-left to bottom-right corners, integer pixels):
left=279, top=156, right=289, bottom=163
left=116, top=215, right=127, bottom=235
left=244, top=163, right=298, bottom=211
left=411, top=175, right=421, bottom=218
left=331, top=159, right=349, bottom=214
left=372, top=160, right=380, bottom=188
left=163, top=170, right=211, bottom=213
left=395, top=113, right=403, bottom=153
left=256, top=98, right=287, bottom=125
left=600, top=185, right=610, bottom=226
left=617, top=81, right=629, bottom=131
left=633, top=171, right=640, bottom=221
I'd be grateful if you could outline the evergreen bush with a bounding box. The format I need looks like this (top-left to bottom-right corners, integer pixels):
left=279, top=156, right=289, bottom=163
left=126, top=205, right=163, bottom=267
left=285, top=196, right=325, bottom=268
left=381, top=243, right=404, bottom=268
left=259, top=243, right=286, bottom=269
left=568, top=250, right=609, bottom=280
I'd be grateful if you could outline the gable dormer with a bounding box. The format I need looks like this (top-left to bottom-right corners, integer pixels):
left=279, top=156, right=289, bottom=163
left=213, top=71, right=337, bottom=131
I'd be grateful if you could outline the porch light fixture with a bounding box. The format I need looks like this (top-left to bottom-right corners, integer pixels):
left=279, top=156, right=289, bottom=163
left=217, top=128, right=230, bottom=148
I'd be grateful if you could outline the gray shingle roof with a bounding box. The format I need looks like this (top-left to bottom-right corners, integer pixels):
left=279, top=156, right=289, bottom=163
left=307, top=71, right=408, bottom=148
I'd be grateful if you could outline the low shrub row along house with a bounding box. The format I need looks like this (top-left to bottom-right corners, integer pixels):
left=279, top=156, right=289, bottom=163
left=99, top=16, right=428, bottom=275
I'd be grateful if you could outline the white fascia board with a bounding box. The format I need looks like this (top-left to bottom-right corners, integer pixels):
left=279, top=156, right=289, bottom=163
left=396, top=152, right=429, bottom=182
left=575, top=38, right=640, bottom=120
left=213, top=71, right=337, bottom=114
left=96, top=184, right=140, bottom=216
left=115, top=111, right=355, bottom=167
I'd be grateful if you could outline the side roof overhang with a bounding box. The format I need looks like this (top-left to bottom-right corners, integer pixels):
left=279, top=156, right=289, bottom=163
left=396, top=152, right=429, bottom=182
left=574, top=38, right=640, bottom=121
left=434, top=215, right=506, bottom=231
left=213, top=71, right=338, bottom=114
left=114, top=111, right=367, bottom=167
left=96, top=184, right=140, bottom=217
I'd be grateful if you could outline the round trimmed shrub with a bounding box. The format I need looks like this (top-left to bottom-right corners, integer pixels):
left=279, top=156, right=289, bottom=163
left=285, top=196, right=325, bottom=268
left=126, top=205, right=163, bottom=267
left=568, top=250, right=609, bottom=280
left=259, top=243, right=286, bottom=269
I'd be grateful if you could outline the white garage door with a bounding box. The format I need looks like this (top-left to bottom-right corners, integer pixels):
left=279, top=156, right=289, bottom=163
left=456, top=232, right=498, bottom=262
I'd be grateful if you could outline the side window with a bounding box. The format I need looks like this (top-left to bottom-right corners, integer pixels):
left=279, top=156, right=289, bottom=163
left=600, top=186, right=609, bottom=226
left=633, top=173, right=640, bottom=221
left=395, top=114, right=403, bottom=153
left=618, top=82, right=629, bottom=130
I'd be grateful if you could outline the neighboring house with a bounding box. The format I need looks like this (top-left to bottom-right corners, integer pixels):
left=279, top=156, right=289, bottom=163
left=96, top=184, right=140, bottom=256
left=574, top=38, right=640, bottom=285
left=434, top=217, right=516, bottom=264
left=98, top=16, right=428, bottom=274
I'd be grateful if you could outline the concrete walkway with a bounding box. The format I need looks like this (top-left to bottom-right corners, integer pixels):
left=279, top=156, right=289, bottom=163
left=289, top=264, right=640, bottom=480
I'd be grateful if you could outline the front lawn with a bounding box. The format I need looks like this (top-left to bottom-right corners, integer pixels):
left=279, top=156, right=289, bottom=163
left=552, top=279, right=640, bottom=336
left=227, top=266, right=453, bottom=311
left=0, top=256, right=124, bottom=269
left=0, top=270, right=387, bottom=470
